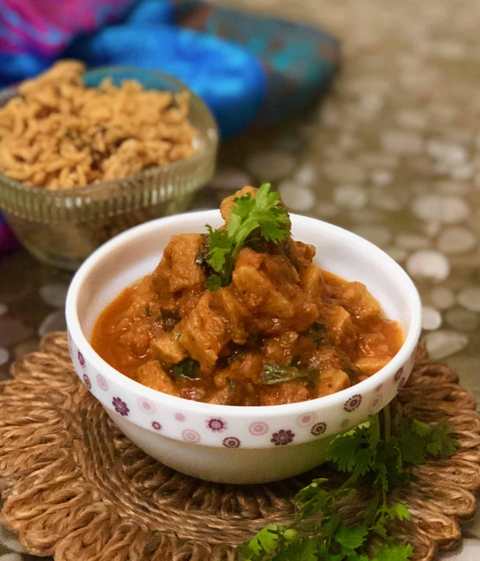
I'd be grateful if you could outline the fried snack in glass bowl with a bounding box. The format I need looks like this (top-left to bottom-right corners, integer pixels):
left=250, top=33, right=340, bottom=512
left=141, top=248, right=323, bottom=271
left=0, top=62, right=218, bottom=269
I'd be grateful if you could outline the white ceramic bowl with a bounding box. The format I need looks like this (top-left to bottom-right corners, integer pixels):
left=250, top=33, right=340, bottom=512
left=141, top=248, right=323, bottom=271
left=66, top=211, right=421, bottom=484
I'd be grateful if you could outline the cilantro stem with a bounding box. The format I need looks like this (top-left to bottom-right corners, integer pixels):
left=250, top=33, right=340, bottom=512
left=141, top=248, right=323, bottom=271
left=383, top=404, right=392, bottom=443
left=338, top=471, right=361, bottom=491
left=371, top=413, right=381, bottom=444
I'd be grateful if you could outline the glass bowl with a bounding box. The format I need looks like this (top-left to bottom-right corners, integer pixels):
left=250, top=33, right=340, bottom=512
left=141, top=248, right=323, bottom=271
left=0, top=67, right=218, bottom=270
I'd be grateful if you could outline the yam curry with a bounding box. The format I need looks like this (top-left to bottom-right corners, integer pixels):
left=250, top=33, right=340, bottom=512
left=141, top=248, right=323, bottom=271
left=92, top=184, right=403, bottom=406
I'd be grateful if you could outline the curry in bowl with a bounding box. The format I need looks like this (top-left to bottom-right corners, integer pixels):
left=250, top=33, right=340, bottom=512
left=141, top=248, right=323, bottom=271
left=92, top=185, right=403, bottom=406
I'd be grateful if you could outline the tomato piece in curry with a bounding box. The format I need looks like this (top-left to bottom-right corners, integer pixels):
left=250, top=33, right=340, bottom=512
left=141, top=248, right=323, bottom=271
left=92, top=186, right=403, bottom=406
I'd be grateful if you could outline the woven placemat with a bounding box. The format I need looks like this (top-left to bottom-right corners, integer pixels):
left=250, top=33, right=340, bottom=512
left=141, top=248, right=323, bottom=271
left=0, top=332, right=479, bottom=561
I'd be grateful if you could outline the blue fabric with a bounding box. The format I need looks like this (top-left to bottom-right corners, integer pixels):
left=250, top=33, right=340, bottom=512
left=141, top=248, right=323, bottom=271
left=66, top=24, right=266, bottom=137
left=175, top=3, right=340, bottom=126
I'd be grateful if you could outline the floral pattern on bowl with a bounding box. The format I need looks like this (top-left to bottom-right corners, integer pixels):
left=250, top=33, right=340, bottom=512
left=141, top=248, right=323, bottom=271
left=66, top=333, right=418, bottom=450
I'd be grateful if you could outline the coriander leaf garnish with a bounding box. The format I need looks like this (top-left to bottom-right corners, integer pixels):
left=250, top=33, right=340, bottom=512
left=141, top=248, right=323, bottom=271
left=262, top=363, right=315, bottom=385
left=335, top=524, right=368, bottom=550
left=238, top=407, right=457, bottom=561
left=326, top=420, right=378, bottom=478
left=170, top=358, right=200, bottom=379
left=306, top=322, right=328, bottom=346
left=374, top=543, right=413, bottom=561
left=205, top=183, right=290, bottom=289
left=205, top=226, right=233, bottom=279
left=205, top=272, right=223, bottom=292
left=237, top=525, right=284, bottom=560
left=228, top=182, right=291, bottom=244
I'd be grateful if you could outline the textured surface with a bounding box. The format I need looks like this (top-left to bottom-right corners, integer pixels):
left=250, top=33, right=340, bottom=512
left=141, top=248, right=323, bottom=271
left=1, top=0, right=480, bottom=558
left=0, top=333, right=479, bottom=561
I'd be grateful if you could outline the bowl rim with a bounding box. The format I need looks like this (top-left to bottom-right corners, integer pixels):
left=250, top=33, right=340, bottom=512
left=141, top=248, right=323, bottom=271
left=0, top=66, right=218, bottom=198
left=66, top=210, right=422, bottom=421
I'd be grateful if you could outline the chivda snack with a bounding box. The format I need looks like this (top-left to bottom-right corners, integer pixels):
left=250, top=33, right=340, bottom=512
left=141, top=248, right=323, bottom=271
left=0, top=60, right=196, bottom=189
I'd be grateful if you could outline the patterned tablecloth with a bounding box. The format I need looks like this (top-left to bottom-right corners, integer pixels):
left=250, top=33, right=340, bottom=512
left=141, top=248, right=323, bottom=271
left=0, top=1, right=479, bottom=559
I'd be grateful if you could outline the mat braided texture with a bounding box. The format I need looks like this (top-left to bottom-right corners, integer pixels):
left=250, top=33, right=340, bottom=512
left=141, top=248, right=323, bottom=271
left=0, top=332, right=478, bottom=561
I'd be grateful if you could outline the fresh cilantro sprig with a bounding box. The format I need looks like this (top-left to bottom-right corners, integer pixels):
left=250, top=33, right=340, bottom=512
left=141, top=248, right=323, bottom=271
left=239, top=407, right=456, bottom=561
left=205, top=183, right=290, bottom=289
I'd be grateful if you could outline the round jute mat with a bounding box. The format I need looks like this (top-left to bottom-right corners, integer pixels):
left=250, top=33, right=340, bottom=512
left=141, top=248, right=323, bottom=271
left=0, top=332, right=479, bottom=561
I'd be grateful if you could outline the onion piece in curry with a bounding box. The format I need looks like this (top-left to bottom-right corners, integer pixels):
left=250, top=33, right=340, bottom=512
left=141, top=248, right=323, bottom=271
left=92, top=185, right=403, bottom=406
